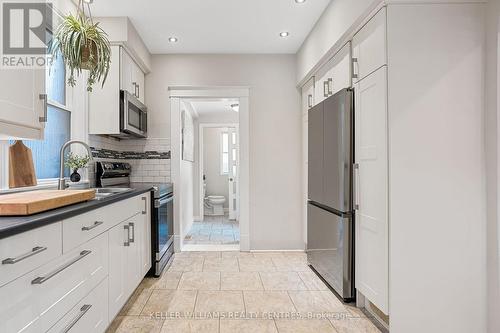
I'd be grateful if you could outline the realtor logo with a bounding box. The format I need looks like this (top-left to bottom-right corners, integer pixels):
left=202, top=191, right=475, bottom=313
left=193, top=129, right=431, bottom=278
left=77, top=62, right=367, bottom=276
left=1, top=1, right=52, bottom=67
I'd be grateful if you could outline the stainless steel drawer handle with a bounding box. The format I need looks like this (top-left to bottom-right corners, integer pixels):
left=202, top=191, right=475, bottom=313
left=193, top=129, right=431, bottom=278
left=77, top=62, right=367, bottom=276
left=2, top=246, right=47, bottom=265
left=323, top=81, right=329, bottom=98
left=307, top=94, right=313, bottom=108
left=81, top=221, right=104, bottom=231
left=129, top=222, right=135, bottom=243
left=61, top=304, right=92, bottom=333
left=327, top=78, right=333, bottom=95
left=352, top=58, right=359, bottom=79
left=142, top=197, right=147, bottom=214
left=31, top=250, right=91, bottom=285
left=124, top=225, right=130, bottom=246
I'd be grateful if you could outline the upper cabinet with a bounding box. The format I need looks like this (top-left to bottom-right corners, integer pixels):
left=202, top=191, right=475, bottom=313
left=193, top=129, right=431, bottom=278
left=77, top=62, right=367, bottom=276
left=0, top=67, right=46, bottom=139
left=121, top=48, right=145, bottom=104
left=313, top=42, right=352, bottom=107
left=89, top=46, right=146, bottom=135
left=352, top=7, right=387, bottom=83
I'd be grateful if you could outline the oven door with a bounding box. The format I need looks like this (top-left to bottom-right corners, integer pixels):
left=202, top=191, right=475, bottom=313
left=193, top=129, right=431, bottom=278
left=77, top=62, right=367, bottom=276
left=156, top=193, right=174, bottom=259
left=120, top=90, right=147, bottom=137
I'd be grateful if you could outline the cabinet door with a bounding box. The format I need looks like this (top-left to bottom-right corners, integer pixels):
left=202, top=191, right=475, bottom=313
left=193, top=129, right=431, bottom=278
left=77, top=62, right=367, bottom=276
left=0, top=67, right=45, bottom=139
left=331, top=43, right=352, bottom=94
left=108, top=221, right=129, bottom=319
left=120, top=48, right=134, bottom=94
left=354, top=67, right=389, bottom=314
left=140, top=194, right=152, bottom=276
left=314, top=62, right=335, bottom=106
left=133, top=62, right=145, bottom=104
left=307, top=102, right=324, bottom=203
left=127, top=213, right=143, bottom=289
left=352, top=7, right=387, bottom=83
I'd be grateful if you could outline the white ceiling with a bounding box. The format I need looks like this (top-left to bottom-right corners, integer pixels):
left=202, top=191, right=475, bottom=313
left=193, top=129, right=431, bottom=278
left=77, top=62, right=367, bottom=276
left=90, top=0, right=331, bottom=54
left=188, top=99, right=239, bottom=116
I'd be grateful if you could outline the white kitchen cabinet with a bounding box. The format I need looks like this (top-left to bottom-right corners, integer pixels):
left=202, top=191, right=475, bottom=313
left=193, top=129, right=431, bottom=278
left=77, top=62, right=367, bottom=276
left=140, top=194, right=152, bottom=275
left=120, top=48, right=145, bottom=103
left=0, top=67, right=46, bottom=139
left=47, top=277, right=108, bottom=333
left=0, top=222, right=61, bottom=287
left=0, top=231, right=108, bottom=333
left=108, top=212, right=144, bottom=319
left=354, top=66, right=389, bottom=314
left=314, top=42, right=352, bottom=106
left=352, top=7, right=387, bottom=83
left=108, top=219, right=132, bottom=319
left=302, top=77, right=314, bottom=115
left=89, top=46, right=146, bottom=135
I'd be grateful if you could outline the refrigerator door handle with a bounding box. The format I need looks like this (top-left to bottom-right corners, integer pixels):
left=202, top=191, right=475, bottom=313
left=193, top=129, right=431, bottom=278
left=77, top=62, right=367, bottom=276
left=354, top=163, right=360, bottom=210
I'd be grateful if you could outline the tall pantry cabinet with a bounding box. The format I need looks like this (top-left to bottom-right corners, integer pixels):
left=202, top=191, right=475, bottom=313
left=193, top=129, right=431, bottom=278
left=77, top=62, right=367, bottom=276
left=302, top=3, right=486, bottom=331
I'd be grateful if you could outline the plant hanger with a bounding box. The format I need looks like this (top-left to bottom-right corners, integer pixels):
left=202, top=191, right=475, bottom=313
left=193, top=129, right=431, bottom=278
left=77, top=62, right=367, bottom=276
left=50, top=0, right=111, bottom=92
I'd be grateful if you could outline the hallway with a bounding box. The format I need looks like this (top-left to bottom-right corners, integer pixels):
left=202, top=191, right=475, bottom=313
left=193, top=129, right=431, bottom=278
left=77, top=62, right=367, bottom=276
left=184, top=215, right=240, bottom=246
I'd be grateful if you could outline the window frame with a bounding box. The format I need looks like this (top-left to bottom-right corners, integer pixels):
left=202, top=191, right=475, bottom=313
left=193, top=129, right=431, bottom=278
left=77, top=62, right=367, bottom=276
left=220, top=131, right=230, bottom=175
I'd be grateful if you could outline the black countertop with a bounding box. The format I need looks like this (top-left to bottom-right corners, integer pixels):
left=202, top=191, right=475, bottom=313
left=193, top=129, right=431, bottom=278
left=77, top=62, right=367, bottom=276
left=0, top=183, right=156, bottom=240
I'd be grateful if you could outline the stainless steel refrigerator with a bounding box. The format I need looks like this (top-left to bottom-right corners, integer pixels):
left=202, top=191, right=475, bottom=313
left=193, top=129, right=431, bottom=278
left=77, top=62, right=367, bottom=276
left=307, top=88, right=355, bottom=302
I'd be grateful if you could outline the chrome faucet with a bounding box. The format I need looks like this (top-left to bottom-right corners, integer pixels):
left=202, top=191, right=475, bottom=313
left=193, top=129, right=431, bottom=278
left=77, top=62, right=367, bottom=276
left=58, top=140, right=93, bottom=190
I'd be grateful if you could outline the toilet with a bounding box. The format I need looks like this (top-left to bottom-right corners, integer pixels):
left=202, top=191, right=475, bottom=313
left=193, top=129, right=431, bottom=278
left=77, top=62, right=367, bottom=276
left=203, top=183, right=226, bottom=216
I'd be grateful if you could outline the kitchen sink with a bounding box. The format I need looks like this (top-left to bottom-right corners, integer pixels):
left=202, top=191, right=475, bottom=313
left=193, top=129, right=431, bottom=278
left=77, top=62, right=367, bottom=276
left=92, top=187, right=132, bottom=200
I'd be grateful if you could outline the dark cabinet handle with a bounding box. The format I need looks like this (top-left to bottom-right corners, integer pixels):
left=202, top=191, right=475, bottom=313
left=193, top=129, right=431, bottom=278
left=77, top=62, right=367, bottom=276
left=2, top=246, right=47, bottom=265
left=31, top=250, right=91, bottom=284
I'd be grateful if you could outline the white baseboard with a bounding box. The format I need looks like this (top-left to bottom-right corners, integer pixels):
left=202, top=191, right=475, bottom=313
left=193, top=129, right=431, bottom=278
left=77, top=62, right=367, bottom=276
left=174, top=235, right=182, bottom=252
left=250, top=249, right=306, bottom=253
left=240, top=234, right=250, bottom=251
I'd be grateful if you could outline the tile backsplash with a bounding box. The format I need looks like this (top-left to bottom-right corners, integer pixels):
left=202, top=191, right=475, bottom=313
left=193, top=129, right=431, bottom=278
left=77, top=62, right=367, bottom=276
left=88, top=135, right=171, bottom=185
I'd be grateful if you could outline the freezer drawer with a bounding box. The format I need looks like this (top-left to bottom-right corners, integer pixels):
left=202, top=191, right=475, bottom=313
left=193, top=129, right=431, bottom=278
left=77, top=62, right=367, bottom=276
left=306, top=202, right=354, bottom=301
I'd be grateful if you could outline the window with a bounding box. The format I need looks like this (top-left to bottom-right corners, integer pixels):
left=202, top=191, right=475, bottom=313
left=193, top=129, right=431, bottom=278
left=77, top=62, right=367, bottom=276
left=8, top=49, right=71, bottom=181
left=220, top=131, right=229, bottom=175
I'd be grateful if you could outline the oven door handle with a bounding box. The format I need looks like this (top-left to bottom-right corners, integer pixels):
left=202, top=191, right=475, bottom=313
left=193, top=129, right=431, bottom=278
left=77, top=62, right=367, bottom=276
left=155, top=196, right=173, bottom=208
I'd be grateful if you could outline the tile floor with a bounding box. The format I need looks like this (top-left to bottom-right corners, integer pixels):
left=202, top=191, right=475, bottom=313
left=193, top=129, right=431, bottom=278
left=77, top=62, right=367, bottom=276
left=184, top=215, right=239, bottom=245
left=106, top=251, right=382, bottom=333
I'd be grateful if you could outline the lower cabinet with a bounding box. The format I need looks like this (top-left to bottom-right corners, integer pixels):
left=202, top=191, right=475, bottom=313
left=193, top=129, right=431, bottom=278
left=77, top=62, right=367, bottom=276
left=0, top=192, right=152, bottom=333
left=47, top=277, right=109, bottom=333
left=0, top=231, right=108, bottom=333
left=108, top=212, right=145, bottom=319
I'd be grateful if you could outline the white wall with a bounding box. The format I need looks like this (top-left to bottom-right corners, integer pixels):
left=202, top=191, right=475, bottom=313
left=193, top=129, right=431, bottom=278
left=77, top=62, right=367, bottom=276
left=147, top=55, right=303, bottom=250
left=486, top=1, right=500, bottom=332
left=203, top=127, right=229, bottom=207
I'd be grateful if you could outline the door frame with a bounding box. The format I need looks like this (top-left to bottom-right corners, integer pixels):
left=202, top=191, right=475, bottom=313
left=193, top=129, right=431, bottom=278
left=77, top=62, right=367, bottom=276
left=198, top=123, right=239, bottom=220
left=169, top=86, right=250, bottom=252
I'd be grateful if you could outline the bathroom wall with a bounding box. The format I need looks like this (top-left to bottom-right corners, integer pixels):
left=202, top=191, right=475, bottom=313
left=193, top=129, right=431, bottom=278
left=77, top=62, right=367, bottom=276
left=193, top=112, right=239, bottom=219
left=203, top=127, right=230, bottom=209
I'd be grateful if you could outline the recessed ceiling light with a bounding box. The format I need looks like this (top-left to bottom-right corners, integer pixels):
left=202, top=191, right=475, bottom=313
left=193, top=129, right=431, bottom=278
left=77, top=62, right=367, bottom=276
left=295, top=0, right=306, bottom=3
left=279, top=32, right=289, bottom=38
left=168, top=37, right=178, bottom=43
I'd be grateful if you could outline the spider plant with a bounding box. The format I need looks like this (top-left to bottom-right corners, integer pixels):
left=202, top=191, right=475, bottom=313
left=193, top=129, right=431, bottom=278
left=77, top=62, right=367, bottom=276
left=50, top=13, right=111, bottom=92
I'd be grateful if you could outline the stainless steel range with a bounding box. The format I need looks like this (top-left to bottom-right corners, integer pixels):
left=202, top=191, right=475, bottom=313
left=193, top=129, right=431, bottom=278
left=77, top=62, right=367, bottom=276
left=95, top=161, right=174, bottom=277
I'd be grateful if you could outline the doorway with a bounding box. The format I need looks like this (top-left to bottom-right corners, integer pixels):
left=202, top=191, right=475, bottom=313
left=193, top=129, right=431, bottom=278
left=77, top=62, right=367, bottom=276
left=169, top=87, right=249, bottom=252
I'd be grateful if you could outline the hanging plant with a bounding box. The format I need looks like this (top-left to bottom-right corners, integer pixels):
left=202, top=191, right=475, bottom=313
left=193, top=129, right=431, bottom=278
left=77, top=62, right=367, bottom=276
left=49, top=0, right=111, bottom=92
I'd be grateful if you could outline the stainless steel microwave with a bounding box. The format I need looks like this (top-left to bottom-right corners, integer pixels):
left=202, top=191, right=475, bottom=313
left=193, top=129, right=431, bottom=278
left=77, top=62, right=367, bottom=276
left=120, top=90, right=147, bottom=138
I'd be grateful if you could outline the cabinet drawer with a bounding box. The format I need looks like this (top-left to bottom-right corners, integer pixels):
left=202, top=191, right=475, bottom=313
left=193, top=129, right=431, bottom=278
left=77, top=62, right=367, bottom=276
left=352, top=7, right=387, bottom=83
left=0, top=222, right=62, bottom=287
left=0, top=232, right=108, bottom=333
left=47, top=277, right=108, bottom=333
left=63, top=195, right=143, bottom=253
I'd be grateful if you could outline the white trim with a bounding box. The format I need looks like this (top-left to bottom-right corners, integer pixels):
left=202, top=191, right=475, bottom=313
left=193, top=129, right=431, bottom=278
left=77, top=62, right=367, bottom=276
left=198, top=123, right=239, bottom=222
left=170, top=86, right=250, bottom=252
left=219, top=130, right=229, bottom=175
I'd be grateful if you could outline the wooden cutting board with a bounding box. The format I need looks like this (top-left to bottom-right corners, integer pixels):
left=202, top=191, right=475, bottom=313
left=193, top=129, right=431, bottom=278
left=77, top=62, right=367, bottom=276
left=0, top=189, right=96, bottom=216
left=9, top=140, right=37, bottom=188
